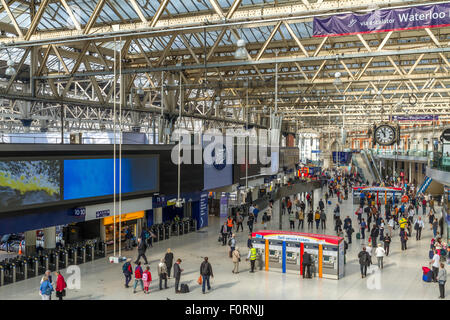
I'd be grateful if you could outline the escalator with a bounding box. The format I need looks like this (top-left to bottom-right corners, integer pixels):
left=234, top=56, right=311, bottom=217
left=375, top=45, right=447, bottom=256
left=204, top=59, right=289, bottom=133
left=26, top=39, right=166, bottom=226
left=417, top=176, right=433, bottom=195
left=366, top=150, right=382, bottom=183
left=353, top=152, right=376, bottom=184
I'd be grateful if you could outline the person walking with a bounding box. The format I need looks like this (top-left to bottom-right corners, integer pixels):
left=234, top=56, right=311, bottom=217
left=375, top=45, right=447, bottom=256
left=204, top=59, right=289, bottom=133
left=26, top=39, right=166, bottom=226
left=253, top=205, right=260, bottom=223
left=122, top=258, right=133, bottom=288
left=200, top=257, right=214, bottom=294
left=162, top=248, right=174, bottom=279
left=370, top=224, right=379, bottom=248
left=414, top=216, right=425, bottom=240
left=54, top=271, right=66, bottom=300
left=133, top=261, right=144, bottom=294
left=124, top=226, right=133, bottom=250
left=320, top=210, right=327, bottom=230
left=430, top=249, right=440, bottom=283
left=134, top=238, right=148, bottom=265
left=39, top=275, right=54, bottom=300
left=262, top=212, right=269, bottom=230
left=229, top=234, right=236, bottom=257
left=438, top=262, right=447, bottom=299
left=142, top=266, right=152, bottom=294
left=432, top=218, right=439, bottom=238
left=157, top=258, right=168, bottom=290
left=302, top=251, right=312, bottom=279
left=247, top=212, right=255, bottom=234
left=358, top=247, right=371, bottom=278
left=298, top=210, right=304, bottom=229
left=360, top=218, right=367, bottom=240
left=345, top=223, right=354, bottom=244
left=174, top=259, right=183, bottom=293
left=422, top=198, right=427, bottom=215
left=383, top=234, right=391, bottom=256
left=232, top=247, right=241, bottom=274
left=220, top=221, right=229, bottom=246
left=375, top=243, right=386, bottom=269
left=236, top=212, right=244, bottom=232
left=400, top=228, right=408, bottom=251
left=246, top=244, right=257, bottom=273
left=289, top=210, right=296, bottom=230
left=307, top=210, right=314, bottom=229
left=226, top=216, right=234, bottom=234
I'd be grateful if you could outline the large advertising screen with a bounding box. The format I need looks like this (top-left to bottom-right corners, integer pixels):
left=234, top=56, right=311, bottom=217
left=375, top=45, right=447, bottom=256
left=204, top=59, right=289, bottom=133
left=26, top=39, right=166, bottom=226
left=63, top=157, right=158, bottom=200
left=0, top=160, right=61, bottom=211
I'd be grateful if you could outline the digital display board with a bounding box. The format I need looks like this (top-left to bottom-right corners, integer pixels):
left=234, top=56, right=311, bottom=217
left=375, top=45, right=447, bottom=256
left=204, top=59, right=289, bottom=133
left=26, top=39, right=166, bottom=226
left=63, top=157, right=158, bottom=200
left=0, top=160, right=61, bottom=211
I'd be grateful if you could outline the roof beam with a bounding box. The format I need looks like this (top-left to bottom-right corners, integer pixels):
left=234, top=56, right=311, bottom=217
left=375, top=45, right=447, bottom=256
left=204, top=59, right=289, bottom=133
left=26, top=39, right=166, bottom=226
left=226, top=0, right=242, bottom=19
left=150, top=0, right=170, bottom=28
left=83, top=0, right=106, bottom=34
left=24, top=0, right=50, bottom=41
left=129, top=0, right=148, bottom=24
left=0, top=0, right=23, bottom=37
left=61, top=0, right=82, bottom=31
left=255, top=21, right=282, bottom=61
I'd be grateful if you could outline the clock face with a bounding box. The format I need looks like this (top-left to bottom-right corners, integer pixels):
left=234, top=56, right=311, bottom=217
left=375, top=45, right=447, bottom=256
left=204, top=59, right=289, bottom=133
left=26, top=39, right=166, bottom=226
left=375, top=125, right=396, bottom=146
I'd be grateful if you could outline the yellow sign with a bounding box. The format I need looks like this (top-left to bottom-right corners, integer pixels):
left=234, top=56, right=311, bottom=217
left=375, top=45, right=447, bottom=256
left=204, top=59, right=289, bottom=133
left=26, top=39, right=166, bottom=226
left=103, top=211, right=145, bottom=225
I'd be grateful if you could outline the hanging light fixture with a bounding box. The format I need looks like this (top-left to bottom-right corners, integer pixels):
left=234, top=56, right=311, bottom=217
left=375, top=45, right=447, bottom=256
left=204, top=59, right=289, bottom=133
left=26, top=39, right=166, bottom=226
left=333, top=71, right=342, bottom=86
left=5, top=52, right=16, bottom=77
left=234, top=38, right=248, bottom=60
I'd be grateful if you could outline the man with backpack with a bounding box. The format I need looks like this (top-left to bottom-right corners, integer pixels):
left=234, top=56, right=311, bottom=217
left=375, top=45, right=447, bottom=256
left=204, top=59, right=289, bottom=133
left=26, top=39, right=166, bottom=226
left=358, top=247, right=371, bottom=278
left=320, top=210, right=327, bottom=230
left=122, top=258, right=133, bottom=288
left=370, top=224, right=379, bottom=248
left=200, top=257, right=214, bottom=294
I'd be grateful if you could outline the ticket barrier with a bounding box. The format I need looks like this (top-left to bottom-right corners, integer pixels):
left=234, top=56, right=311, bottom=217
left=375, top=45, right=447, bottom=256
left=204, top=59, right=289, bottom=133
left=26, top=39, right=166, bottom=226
left=0, top=260, right=16, bottom=284
left=183, top=219, right=190, bottom=234
left=94, top=241, right=106, bottom=259
left=37, top=255, right=49, bottom=274
left=26, top=256, right=39, bottom=278
left=158, top=224, right=164, bottom=241
left=58, top=250, right=68, bottom=269
left=171, top=223, right=179, bottom=236
left=150, top=225, right=160, bottom=243
left=48, top=251, right=59, bottom=271
left=163, top=223, right=170, bottom=239
left=85, top=244, right=95, bottom=261
left=77, top=246, right=86, bottom=264
left=67, top=247, right=77, bottom=265
left=189, top=219, right=197, bottom=232
left=14, top=258, right=28, bottom=281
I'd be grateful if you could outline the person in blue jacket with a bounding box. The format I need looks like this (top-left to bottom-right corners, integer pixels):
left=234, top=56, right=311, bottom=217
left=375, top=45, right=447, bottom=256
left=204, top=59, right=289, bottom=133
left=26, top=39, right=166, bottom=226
left=39, top=275, right=54, bottom=300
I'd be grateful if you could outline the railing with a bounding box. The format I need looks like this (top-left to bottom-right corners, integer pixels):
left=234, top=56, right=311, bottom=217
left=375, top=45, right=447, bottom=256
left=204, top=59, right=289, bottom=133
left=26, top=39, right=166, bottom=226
left=430, top=153, right=450, bottom=173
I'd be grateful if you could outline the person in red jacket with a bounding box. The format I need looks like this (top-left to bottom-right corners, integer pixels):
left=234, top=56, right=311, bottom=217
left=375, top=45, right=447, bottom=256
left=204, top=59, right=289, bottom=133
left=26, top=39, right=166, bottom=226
left=142, top=266, right=152, bottom=294
left=133, top=262, right=144, bottom=294
left=54, top=271, right=67, bottom=300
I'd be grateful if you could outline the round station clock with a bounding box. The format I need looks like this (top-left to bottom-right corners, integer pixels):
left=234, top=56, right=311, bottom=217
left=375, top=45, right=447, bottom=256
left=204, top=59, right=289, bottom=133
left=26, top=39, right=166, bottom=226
left=374, top=124, right=396, bottom=146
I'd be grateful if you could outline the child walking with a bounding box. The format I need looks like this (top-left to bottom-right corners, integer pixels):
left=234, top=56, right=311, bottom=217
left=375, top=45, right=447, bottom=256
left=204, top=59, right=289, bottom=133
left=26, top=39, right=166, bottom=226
left=143, top=266, right=152, bottom=294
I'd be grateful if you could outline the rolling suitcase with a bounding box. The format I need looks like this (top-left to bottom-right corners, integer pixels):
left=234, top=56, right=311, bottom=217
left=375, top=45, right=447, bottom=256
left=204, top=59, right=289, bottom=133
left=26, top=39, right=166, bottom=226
left=180, top=283, right=190, bottom=293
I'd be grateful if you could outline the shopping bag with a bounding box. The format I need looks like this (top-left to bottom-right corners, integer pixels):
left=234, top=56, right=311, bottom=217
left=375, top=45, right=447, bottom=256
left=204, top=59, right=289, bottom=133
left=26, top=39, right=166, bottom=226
left=197, top=275, right=202, bottom=285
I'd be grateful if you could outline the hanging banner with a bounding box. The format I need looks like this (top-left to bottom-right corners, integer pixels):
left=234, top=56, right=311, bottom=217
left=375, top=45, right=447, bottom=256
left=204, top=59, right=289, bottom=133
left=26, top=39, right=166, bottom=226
left=392, top=115, right=439, bottom=121
left=198, top=192, right=209, bottom=229
left=313, top=2, right=450, bottom=37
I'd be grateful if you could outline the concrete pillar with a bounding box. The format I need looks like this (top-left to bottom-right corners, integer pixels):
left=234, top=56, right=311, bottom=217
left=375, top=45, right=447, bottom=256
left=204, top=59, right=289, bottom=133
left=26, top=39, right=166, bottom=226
left=100, top=222, right=106, bottom=241
left=43, top=227, right=56, bottom=249
left=24, top=230, right=37, bottom=255
left=155, top=207, right=163, bottom=224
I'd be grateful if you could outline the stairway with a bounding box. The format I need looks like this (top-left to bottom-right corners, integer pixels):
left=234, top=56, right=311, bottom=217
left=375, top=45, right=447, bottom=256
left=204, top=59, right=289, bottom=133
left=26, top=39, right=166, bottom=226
left=354, top=152, right=375, bottom=184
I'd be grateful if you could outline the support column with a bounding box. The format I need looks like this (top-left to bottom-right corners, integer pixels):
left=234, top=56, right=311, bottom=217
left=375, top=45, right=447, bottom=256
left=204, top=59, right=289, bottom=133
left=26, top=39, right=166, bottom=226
left=43, top=227, right=56, bottom=249
left=155, top=207, right=163, bottom=224
left=24, top=230, right=37, bottom=255
left=100, top=222, right=106, bottom=241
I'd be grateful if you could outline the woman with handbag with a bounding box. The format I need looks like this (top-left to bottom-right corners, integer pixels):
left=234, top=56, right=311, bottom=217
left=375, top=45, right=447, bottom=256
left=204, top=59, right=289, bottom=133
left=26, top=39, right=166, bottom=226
left=232, top=247, right=241, bottom=274
left=55, top=271, right=67, bottom=300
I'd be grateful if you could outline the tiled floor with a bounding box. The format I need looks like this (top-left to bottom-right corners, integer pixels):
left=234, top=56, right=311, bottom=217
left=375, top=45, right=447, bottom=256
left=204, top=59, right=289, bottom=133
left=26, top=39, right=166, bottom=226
left=0, top=188, right=447, bottom=300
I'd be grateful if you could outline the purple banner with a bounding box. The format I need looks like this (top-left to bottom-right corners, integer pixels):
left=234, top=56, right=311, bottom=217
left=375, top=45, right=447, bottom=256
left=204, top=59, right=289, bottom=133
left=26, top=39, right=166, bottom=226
left=313, top=3, right=450, bottom=37
left=391, top=115, right=439, bottom=121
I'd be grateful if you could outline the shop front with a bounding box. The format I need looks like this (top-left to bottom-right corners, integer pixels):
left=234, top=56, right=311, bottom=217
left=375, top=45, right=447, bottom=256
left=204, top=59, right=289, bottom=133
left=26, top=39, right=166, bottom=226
left=103, top=211, right=145, bottom=252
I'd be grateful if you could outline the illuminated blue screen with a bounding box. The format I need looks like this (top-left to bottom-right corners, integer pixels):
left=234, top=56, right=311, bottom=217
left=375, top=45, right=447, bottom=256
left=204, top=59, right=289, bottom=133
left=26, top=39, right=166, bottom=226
left=63, top=157, right=158, bottom=200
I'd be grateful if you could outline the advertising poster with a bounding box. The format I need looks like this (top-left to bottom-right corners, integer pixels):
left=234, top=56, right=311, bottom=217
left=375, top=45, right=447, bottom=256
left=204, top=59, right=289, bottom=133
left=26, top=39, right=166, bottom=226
left=0, top=160, right=61, bottom=210
left=220, top=192, right=228, bottom=220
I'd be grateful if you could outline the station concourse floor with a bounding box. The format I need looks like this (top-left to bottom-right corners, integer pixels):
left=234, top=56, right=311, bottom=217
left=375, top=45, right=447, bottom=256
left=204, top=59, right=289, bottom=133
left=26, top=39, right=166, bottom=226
left=0, top=188, right=446, bottom=300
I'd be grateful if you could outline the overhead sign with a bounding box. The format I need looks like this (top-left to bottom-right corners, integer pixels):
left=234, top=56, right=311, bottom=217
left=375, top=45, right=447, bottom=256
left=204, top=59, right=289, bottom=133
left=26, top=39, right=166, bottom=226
left=198, top=192, right=209, bottom=229
left=313, top=3, right=450, bottom=37
left=95, top=209, right=110, bottom=218
left=392, top=115, right=439, bottom=121
left=73, top=207, right=86, bottom=217
left=103, top=211, right=145, bottom=225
